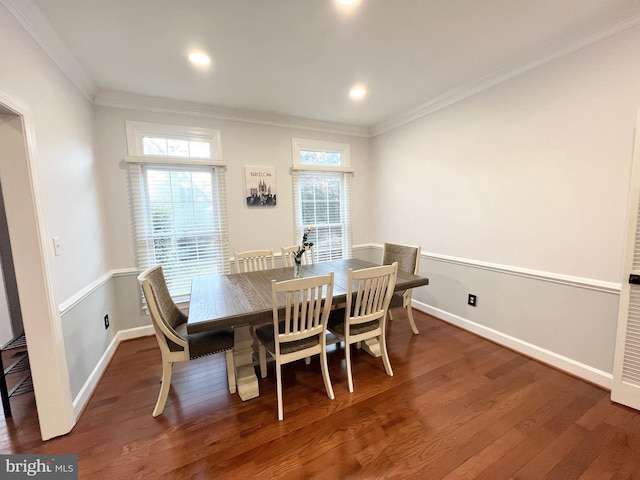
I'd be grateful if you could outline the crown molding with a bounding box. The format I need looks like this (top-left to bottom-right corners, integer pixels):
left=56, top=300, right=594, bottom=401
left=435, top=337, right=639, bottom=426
left=372, top=13, right=640, bottom=136
left=1, top=0, right=97, bottom=100
left=94, top=90, right=372, bottom=138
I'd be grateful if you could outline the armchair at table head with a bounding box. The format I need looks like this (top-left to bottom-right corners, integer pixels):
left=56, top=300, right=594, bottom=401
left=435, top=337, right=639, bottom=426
left=382, top=243, right=422, bottom=334
left=137, top=265, right=235, bottom=417
left=234, top=249, right=276, bottom=272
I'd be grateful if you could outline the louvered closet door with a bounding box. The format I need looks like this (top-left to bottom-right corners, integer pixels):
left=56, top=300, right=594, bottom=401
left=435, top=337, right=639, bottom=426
left=612, top=112, right=640, bottom=410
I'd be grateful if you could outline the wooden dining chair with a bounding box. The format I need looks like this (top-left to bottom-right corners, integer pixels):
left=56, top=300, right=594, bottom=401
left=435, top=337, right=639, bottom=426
left=382, top=242, right=422, bottom=334
left=235, top=249, right=275, bottom=272
left=327, top=262, right=398, bottom=393
left=138, top=265, right=236, bottom=417
left=255, top=272, right=335, bottom=420
left=281, top=245, right=315, bottom=267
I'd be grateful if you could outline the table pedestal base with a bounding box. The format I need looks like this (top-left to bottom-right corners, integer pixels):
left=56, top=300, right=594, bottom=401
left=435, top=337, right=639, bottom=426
left=361, top=338, right=382, bottom=357
left=233, top=326, right=259, bottom=401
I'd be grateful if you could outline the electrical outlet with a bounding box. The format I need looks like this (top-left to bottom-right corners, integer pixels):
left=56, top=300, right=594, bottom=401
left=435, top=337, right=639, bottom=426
left=104, top=314, right=110, bottom=329
left=468, top=294, right=477, bottom=307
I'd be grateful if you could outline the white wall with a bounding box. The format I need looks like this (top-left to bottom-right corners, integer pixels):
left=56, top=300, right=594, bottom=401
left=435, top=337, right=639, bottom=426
left=93, top=106, right=372, bottom=271
left=371, top=25, right=640, bottom=381
left=0, top=3, right=110, bottom=438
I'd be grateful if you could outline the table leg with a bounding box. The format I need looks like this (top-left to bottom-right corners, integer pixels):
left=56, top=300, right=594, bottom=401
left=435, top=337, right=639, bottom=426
left=233, top=325, right=259, bottom=401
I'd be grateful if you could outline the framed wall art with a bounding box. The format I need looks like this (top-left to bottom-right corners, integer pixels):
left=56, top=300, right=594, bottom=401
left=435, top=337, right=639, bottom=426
left=244, top=166, right=277, bottom=207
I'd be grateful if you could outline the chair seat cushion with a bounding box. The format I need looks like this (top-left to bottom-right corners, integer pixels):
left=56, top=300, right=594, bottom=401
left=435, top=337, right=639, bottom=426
left=174, top=323, right=234, bottom=359
left=255, top=322, right=319, bottom=355
left=327, top=309, right=379, bottom=336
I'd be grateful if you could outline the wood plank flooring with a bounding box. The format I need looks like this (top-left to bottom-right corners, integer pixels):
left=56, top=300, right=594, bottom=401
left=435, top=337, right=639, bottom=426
left=2, top=310, right=640, bottom=479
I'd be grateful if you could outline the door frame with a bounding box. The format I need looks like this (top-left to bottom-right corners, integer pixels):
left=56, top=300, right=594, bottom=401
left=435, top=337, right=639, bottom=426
left=612, top=110, right=640, bottom=409
left=0, top=87, right=74, bottom=439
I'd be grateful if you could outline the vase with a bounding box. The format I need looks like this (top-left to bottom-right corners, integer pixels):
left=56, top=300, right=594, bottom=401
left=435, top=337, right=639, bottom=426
left=293, top=258, right=302, bottom=278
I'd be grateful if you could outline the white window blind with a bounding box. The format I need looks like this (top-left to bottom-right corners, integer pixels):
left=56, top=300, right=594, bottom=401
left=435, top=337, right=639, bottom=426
left=291, top=139, right=353, bottom=261
left=125, top=121, right=229, bottom=300
left=128, top=164, right=230, bottom=299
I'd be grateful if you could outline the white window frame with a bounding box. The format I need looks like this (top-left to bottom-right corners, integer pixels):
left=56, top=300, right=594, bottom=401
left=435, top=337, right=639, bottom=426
left=291, top=138, right=354, bottom=261
left=125, top=121, right=229, bottom=302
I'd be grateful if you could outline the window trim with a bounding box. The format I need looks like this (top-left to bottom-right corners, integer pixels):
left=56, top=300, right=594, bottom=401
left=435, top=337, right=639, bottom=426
left=126, top=120, right=223, bottom=163
left=292, top=138, right=351, bottom=169
left=291, top=138, right=354, bottom=261
left=125, top=121, right=229, bottom=301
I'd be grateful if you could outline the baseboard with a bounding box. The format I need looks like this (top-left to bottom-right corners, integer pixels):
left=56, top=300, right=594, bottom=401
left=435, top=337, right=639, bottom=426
left=72, top=325, right=154, bottom=419
left=412, top=300, right=613, bottom=390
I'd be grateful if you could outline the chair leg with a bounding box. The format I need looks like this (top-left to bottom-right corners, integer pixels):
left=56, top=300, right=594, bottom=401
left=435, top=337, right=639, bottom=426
left=345, top=342, right=354, bottom=393
left=259, top=344, right=267, bottom=379
left=388, top=310, right=394, bottom=321
left=320, top=349, right=335, bottom=400
left=276, top=362, right=284, bottom=421
left=225, top=350, right=236, bottom=394
left=379, top=335, right=394, bottom=377
left=152, top=361, right=173, bottom=417
left=406, top=306, right=419, bottom=335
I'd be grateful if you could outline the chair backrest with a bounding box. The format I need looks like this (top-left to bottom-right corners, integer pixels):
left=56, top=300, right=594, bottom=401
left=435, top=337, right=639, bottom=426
left=271, top=272, right=334, bottom=355
left=235, top=249, right=275, bottom=272
left=347, top=263, right=398, bottom=327
left=137, top=265, right=188, bottom=352
left=281, top=245, right=316, bottom=267
left=382, top=243, right=421, bottom=275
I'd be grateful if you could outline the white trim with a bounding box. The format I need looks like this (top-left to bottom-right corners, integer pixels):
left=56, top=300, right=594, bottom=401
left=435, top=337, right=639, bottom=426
left=97, top=90, right=371, bottom=138
left=124, top=155, right=226, bottom=167
left=368, top=244, right=620, bottom=294
left=72, top=325, right=154, bottom=418
left=292, top=138, right=351, bottom=168
left=425, top=251, right=620, bottom=294
left=125, top=120, right=223, bottom=160
left=58, top=268, right=138, bottom=315
left=0, top=0, right=97, bottom=100
left=414, top=300, right=613, bottom=389
left=291, top=165, right=354, bottom=174
left=372, top=14, right=640, bottom=136
left=0, top=86, right=76, bottom=439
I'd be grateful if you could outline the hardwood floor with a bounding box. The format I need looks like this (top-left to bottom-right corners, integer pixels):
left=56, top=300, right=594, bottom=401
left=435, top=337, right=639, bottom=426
left=2, top=310, right=640, bottom=479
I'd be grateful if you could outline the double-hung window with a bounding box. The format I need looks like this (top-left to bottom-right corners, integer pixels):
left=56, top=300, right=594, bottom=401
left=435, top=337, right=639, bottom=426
left=125, top=121, right=229, bottom=301
left=292, top=139, right=353, bottom=261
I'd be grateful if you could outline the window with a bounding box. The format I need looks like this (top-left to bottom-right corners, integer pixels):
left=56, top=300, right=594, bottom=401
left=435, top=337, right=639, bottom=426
left=126, top=122, right=229, bottom=300
left=292, top=139, right=353, bottom=262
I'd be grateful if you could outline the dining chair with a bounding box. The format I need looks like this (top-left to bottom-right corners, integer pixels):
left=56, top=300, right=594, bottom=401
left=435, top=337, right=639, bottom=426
left=235, top=249, right=275, bottom=272
left=255, top=272, right=335, bottom=420
left=138, top=265, right=236, bottom=417
left=281, top=245, right=316, bottom=267
left=327, top=262, right=398, bottom=393
left=382, top=242, right=422, bottom=334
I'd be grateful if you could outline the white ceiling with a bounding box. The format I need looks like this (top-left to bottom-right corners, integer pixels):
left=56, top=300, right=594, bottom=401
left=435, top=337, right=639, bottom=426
left=16, top=0, right=640, bottom=129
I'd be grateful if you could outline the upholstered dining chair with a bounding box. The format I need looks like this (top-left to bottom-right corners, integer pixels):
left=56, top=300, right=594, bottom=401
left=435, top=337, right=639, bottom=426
left=327, top=262, right=398, bottom=393
left=138, top=265, right=235, bottom=417
left=235, top=249, right=275, bottom=272
left=281, top=245, right=316, bottom=266
left=255, top=272, right=335, bottom=421
left=382, top=243, right=422, bottom=334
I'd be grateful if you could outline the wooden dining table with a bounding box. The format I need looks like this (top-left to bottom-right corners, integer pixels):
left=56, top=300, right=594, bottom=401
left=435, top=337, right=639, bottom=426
left=188, top=258, right=429, bottom=400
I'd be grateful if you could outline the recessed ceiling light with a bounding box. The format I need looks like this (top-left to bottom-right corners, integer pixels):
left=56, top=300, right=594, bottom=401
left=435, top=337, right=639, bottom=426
left=349, top=85, right=367, bottom=100
left=338, top=0, right=359, bottom=4
left=189, top=52, right=211, bottom=66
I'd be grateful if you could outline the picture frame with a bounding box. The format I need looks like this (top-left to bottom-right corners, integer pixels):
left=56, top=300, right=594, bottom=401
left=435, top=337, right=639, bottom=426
left=244, top=166, right=277, bottom=207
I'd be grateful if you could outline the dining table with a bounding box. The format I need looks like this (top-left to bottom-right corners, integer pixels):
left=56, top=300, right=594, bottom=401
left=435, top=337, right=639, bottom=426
left=188, top=258, right=429, bottom=401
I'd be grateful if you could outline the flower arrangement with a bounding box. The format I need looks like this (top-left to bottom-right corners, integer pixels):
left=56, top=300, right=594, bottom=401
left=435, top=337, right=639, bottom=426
left=293, top=226, right=314, bottom=266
